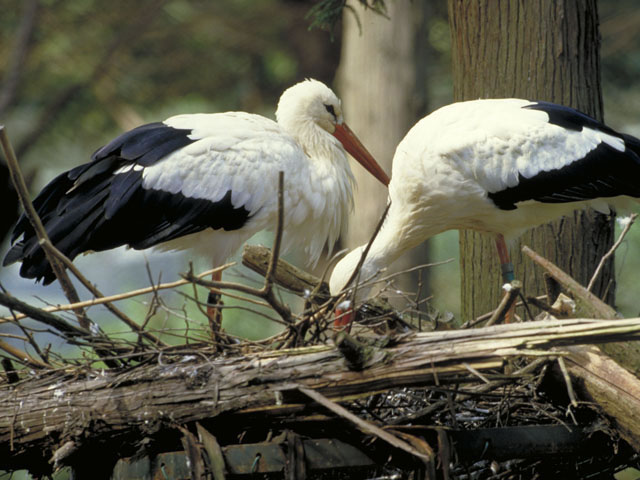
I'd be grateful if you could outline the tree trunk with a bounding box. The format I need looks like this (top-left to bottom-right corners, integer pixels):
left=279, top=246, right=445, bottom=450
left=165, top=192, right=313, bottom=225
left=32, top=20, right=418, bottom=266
left=337, top=0, right=432, bottom=295
left=448, top=0, right=615, bottom=320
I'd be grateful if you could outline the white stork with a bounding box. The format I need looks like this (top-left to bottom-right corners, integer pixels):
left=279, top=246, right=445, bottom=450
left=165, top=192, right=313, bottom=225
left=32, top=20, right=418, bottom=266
left=3, top=79, right=389, bottom=322
left=330, top=98, right=640, bottom=323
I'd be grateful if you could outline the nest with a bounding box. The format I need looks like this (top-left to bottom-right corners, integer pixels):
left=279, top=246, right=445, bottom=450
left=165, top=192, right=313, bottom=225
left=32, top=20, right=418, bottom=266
left=3, top=240, right=640, bottom=478
left=1, top=136, right=640, bottom=478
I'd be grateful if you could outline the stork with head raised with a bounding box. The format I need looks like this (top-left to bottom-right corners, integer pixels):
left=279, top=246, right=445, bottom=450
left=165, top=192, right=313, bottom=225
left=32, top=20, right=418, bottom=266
left=3, top=79, right=390, bottom=325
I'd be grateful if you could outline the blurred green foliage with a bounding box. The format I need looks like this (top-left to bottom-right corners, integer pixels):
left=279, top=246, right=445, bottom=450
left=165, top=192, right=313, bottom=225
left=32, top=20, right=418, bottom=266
left=0, top=0, right=340, bottom=173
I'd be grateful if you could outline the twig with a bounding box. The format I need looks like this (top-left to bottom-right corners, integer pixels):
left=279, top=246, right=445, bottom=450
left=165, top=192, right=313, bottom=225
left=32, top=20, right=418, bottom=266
left=261, top=171, right=285, bottom=292
left=1, top=126, right=89, bottom=329
left=183, top=172, right=293, bottom=324
left=0, top=297, right=126, bottom=372
left=526, top=296, right=567, bottom=317
left=242, top=245, right=330, bottom=304
left=255, top=171, right=292, bottom=323
left=298, top=385, right=432, bottom=462
left=256, top=172, right=292, bottom=322
left=139, top=260, right=163, bottom=333
left=2, top=165, right=119, bottom=360
left=0, top=266, right=230, bottom=324
left=485, top=281, right=522, bottom=327
left=556, top=356, right=578, bottom=408
left=343, top=201, right=391, bottom=299
left=37, top=242, right=167, bottom=347
left=463, top=363, right=491, bottom=384
left=1, top=282, right=50, bottom=364
left=387, top=358, right=551, bottom=426
left=0, top=290, right=115, bottom=348
left=522, top=245, right=618, bottom=320
left=587, top=213, right=638, bottom=292
left=461, top=294, right=547, bottom=329
left=0, top=337, right=49, bottom=369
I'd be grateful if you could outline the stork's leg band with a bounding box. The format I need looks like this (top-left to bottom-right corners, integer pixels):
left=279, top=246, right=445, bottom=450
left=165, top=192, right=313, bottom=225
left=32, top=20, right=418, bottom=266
left=501, top=262, right=515, bottom=284
left=207, top=291, right=221, bottom=305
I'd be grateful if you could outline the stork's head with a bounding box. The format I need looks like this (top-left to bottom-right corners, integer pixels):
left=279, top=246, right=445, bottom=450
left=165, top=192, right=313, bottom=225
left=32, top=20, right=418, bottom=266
left=277, top=79, right=343, bottom=135
left=276, top=79, right=389, bottom=186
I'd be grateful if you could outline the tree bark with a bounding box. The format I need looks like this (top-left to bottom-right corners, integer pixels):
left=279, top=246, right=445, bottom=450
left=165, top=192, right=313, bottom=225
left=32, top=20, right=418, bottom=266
left=448, top=0, right=614, bottom=319
left=337, top=0, right=432, bottom=294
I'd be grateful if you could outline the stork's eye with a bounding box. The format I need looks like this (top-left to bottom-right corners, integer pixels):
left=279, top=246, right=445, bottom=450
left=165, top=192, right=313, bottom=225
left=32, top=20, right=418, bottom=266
left=324, top=104, right=337, bottom=118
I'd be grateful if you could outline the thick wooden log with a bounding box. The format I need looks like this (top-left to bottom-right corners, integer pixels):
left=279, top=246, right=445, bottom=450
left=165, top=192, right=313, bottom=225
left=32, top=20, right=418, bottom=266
left=242, top=244, right=330, bottom=302
left=524, top=245, right=640, bottom=449
left=561, top=346, right=640, bottom=451
left=3, top=318, right=640, bottom=473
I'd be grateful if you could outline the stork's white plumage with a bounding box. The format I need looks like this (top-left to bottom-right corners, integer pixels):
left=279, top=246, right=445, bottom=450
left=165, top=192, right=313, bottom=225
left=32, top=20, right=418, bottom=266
left=4, top=79, right=389, bottom=285
left=330, top=98, right=640, bottom=309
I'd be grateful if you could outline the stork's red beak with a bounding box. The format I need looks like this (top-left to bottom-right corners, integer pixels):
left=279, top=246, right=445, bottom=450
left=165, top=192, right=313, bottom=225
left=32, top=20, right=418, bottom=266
left=333, top=123, right=390, bottom=186
left=334, top=300, right=355, bottom=330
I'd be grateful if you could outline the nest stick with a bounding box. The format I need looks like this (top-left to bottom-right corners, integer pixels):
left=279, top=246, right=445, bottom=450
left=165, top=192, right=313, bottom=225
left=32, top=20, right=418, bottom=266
left=0, top=125, right=87, bottom=328
left=0, top=337, right=49, bottom=369
left=261, top=171, right=284, bottom=293
left=485, top=280, right=521, bottom=327
left=587, top=213, right=638, bottom=292
left=184, top=172, right=293, bottom=324
left=1, top=126, right=166, bottom=347
left=343, top=201, right=391, bottom=298
left=0, top=266, right=231, bottom=324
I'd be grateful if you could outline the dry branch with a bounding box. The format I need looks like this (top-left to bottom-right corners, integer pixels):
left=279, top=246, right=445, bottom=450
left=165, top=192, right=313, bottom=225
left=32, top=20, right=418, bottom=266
left=0, top=266, right=230, bottom=324
left=2, top=317, right=640, bottom=472
left=298, top=385, right=432, bottom=463
left=0, top=126, right=86, bottom=327
left=1, top=126, right=165, bottom=351
left=587, top=214, right=638, bottom=292
left=522, top=245, right=616, bottom=319
left=523, top=244, right=640, bottom=449
left=523, top=244, right=640, bottom=373
left=561, top=345, right=640, bottom=451
left=485, top=280, right=521, bottom=326
left=242, top=245, right=330, bottom=302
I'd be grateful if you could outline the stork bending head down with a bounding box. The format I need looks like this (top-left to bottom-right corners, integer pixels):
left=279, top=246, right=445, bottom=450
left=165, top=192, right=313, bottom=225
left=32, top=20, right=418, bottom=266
left=330, top=98, right=640, bottom=325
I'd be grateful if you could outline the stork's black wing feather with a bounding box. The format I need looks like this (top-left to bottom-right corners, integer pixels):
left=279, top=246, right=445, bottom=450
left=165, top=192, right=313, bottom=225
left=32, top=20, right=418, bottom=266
left=488, top=102, right=640, bottom=210
left=3, top=121, right=250, bottom=284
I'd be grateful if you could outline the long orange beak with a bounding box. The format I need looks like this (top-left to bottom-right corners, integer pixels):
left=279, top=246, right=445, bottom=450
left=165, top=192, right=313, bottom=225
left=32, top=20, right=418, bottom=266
left=333, top=123, right=390, bottom=186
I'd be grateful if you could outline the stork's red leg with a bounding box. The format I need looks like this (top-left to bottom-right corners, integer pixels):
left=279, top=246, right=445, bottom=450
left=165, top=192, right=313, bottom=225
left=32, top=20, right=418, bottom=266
left=207, top=270, right=224, bottom=336
left=494, top=234, right=516, bottom=323
left=495, top=234, right=515, bottom=283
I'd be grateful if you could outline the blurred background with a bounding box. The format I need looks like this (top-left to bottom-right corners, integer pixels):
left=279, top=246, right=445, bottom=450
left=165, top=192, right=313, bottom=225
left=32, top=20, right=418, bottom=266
left=1, top=0, right=639, bottom=352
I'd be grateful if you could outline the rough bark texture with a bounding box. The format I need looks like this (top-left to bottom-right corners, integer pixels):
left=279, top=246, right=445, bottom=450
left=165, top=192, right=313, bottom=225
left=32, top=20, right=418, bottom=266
left=4, top=318, right=640, bottom=474
left=337, top=0, right=432, bottom=293
left=448, top=0, right=615, bottom=319
left=563, top=345, right=640, bottom=451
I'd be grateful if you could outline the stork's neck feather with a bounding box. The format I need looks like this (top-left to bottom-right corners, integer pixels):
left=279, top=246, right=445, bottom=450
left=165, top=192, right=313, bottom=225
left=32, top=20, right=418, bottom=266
left=285, top=121, right=355, bottom=264
left=330, top=199, right=438, bottom=298
left=366, top=205, right=432, bottom=273
left=274, top=82, right=356, bottom=265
